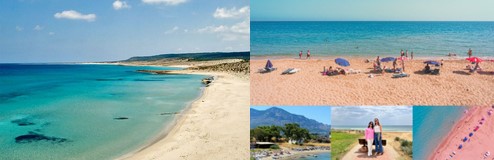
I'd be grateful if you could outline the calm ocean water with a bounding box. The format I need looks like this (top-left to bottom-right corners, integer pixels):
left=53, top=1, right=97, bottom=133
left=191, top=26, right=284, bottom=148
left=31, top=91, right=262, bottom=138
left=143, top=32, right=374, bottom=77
left=331, top=125, right=412, bottom=132
left=413, top=106, right=465, bottom=160
left=251, top=21, right=494, bottom=58
left=297, top=152, right=330, bottom=160
left=0, top=64, right=205, bottom=159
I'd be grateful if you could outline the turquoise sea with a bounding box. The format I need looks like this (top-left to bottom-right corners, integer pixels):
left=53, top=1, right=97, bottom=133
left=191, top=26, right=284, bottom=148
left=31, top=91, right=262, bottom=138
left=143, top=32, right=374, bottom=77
left=0, top=64, right=206, bottom=159
left=413, top=106, right=465, bottom=160
left=251, top=21, right=494, bottom=58
left=290, top=152, right=330, bottom=160
left=331, top=125, right=412, bottom=132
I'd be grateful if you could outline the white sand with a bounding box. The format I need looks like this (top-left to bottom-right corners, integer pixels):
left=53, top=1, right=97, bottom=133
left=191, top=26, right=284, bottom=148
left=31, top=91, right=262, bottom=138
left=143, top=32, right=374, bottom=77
left=120, top=71, right=250, bottom=160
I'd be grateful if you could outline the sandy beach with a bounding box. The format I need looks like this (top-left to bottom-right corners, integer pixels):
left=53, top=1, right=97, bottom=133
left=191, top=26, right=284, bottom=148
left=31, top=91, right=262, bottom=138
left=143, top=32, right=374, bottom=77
left=339, top=132, right=411, bottom=160
left=430, top=106, right=494, bottom=160
left=250, top=57, right=494, bottom=106
left=119, top=71, right=250, bottom=159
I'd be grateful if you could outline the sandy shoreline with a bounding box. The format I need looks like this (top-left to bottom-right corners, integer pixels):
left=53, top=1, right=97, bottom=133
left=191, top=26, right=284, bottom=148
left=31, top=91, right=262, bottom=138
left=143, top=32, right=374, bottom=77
left=251, top=57, right=494, bottom=106
left=118, top=70, right=250, bottom=159
left=430, top=106, right=494, bottom=160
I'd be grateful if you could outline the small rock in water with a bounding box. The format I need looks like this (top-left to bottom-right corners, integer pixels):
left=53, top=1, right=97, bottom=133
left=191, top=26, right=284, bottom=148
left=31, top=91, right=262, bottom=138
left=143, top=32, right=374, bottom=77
left=160, top=112, right=179, bottom=115
left=15, top=132, right=69, bottom=144
left=113, top=117, right=129, bottom=120
left=11, top=118, right=36, bottom=126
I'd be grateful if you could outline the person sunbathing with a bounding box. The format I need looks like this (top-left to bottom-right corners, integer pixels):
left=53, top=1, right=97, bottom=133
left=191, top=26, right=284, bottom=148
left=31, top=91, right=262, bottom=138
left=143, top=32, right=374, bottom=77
left=424, top=64, right=431, bottom=73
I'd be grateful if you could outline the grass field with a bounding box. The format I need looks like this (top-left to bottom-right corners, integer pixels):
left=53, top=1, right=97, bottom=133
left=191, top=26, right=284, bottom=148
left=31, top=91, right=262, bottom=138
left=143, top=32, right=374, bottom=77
left=331, top=131, right=361, bottom=160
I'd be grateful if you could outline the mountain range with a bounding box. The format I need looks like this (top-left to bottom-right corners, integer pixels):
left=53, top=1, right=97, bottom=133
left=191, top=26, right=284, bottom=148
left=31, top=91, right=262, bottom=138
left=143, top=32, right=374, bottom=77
left=250, top=107, right=330, bottom=134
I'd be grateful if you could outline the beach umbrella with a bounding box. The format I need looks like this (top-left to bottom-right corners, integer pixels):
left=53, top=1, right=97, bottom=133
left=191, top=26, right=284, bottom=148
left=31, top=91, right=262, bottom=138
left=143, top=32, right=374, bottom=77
left=265, top=60, right=273, bottom=68
left=423, top=60, right=440, bottom=65
left=380, top=57, right=395, bottom=62
left=335, top=58, right=350, bottom=67
left=458, top=144, right=463, bottom=149
left=474, top=126, right=480, bottom=131
left=469, top=132, right=473, bottom=137
left=463, top=137, right=468, bottom=142
left=466, top=57, right=483, bottom=63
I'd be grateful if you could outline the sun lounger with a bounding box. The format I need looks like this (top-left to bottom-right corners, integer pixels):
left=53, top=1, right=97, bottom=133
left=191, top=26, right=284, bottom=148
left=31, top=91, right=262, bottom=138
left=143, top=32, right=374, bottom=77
left=431, top=69, right=440, bottom=75
left=281, top=68, right=300, bottom=74
left=258, top=67, right=277, bottom=73
left=392, top=73, right=410, bottom=78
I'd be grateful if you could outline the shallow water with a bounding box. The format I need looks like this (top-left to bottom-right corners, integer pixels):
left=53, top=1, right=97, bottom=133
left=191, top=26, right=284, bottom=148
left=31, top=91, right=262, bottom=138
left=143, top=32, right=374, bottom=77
left=412, top=106, right=465, bottom=160
left=0, top=64, right=206, bottom=159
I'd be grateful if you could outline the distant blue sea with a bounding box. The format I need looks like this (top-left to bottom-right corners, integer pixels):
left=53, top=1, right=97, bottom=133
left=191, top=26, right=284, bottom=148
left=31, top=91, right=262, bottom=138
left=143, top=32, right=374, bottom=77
left=332, top=125, right=412, bottom=132
left=413, top=106, right=465, bottom=160
left=0, top=64, right=205, bottom=159
left=251, top=21, right=494, bottom=58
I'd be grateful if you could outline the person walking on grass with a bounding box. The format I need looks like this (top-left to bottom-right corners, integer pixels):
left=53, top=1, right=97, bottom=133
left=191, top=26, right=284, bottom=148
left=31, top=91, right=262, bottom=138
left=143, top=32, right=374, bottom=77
left=365, top=121, right=375, bottom=157
left=374, top=118, right=384, bottom=155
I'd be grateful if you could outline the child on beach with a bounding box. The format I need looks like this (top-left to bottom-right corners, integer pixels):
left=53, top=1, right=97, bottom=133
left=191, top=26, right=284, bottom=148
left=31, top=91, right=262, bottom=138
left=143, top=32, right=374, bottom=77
left=365, top=122, right=375, bottom=157
left=307, top=50, right=311, bottom=59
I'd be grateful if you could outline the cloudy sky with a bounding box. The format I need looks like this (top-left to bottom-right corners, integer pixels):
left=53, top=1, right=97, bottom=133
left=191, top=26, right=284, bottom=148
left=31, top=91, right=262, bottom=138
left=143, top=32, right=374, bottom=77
left=0, top=0, right=249, bottom=63
left=331, top=106, right=413, bottom=126
left=251, top=0, right=494, bottom=21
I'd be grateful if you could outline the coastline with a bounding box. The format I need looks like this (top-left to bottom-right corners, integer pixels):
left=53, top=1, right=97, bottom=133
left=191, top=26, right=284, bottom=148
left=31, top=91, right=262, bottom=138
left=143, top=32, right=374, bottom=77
left=251, top=57, right=494, bottom=106
left=119, top=70, right=250, bottom=159
left=430, top=106, right=494, bottom=160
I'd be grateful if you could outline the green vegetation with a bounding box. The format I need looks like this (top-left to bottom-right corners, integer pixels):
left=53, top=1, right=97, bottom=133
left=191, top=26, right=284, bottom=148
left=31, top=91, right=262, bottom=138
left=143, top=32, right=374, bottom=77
left=250, top=123, right=311, bottom=144
left=122, top=51, right=250, bottom=62
left=331, top=131, right=361, bottom=160
left=394, top=137, right=413, bottom=158
left=270, top=144, right=280, bottom=149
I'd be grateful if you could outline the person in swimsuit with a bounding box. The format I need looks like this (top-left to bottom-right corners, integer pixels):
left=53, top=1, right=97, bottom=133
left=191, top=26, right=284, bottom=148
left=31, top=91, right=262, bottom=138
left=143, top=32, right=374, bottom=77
left=468, top=48, right=472, bottom=58
left=307, top=50, right=311, bottom=59
left=299, top=51, right=302, bottom=59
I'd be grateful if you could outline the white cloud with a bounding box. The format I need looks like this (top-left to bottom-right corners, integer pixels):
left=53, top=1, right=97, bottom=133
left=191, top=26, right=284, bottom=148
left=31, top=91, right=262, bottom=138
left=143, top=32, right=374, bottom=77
left=34, top=25, right=43, bottom=31
left=142, top=0, right=187, bottom=5
left=197, top=19, right=250, bottom=41
left=54, top=10, right=96, bottom=22
left=213, top=6, right=249, bottom=19
left=164, top=26, right=179, bottom=34
left=113, top=0, right=131, bottom=10
left=16, top=26, right=23, bottom=31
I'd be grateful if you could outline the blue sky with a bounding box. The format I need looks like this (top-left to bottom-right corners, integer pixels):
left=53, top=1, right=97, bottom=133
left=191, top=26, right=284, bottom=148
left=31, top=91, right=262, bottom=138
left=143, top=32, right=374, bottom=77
left=331, top=106, right=413, bottom=126
left=251, top=0, right=494, bottom=21
left=251, top=106, right=331, bottom=125
left=0, top=0, right=249, bottom=63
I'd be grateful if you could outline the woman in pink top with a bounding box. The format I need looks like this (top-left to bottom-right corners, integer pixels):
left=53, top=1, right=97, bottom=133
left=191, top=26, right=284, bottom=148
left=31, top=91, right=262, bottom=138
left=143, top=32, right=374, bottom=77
left=365, top=121, right=375, bottom=156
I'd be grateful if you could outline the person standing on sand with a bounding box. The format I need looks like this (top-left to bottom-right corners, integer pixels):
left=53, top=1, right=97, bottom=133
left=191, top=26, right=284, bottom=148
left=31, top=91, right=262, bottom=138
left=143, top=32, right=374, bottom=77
left=307, top=50, right=311, bottom=59
left=468, top=48, right=472, bottom=58
left=392, top=59, right=397, bottom=71
left=374, top=118, right=384, bottom=155
left=411, top=51, right=414, bottom=60
left=401, top=59, right=406, bottom=72
left=365, top=121, right=375, bottom=157
left=405, top=50, right=408, bottom=58
left=299, top=51, right=302, bottom=59
left=400, top=49, right=404, bottom=57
